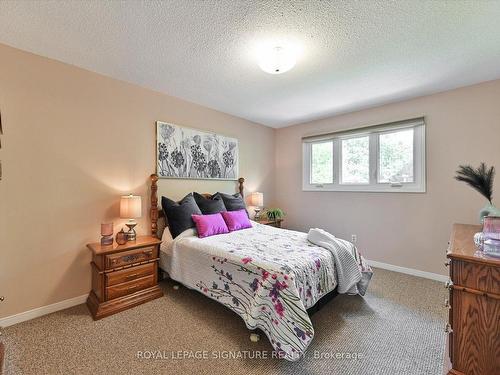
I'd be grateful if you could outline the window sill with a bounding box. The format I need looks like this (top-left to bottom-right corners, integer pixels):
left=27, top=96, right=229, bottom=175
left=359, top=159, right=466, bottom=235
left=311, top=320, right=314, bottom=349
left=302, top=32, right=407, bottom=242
left=302, top=185, right=426, bottom=193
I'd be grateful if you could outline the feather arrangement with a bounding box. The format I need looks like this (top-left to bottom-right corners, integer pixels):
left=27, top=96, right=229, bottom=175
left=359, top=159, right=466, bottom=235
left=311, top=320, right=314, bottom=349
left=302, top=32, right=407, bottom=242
left=455, top=163, right=495, bottom=203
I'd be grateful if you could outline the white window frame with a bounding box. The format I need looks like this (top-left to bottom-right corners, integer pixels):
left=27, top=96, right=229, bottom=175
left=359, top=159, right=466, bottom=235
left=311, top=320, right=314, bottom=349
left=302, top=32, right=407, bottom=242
left=302, top=119, right=426, bottom=193
left=306, top=139, right=336, bottom=189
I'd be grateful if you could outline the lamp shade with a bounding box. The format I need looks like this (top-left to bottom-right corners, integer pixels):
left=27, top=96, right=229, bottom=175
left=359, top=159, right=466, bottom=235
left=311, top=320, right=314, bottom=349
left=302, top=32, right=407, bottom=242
left=250, top=192, right=264, bottom=207
left=120, top=195, right=142, bottom=219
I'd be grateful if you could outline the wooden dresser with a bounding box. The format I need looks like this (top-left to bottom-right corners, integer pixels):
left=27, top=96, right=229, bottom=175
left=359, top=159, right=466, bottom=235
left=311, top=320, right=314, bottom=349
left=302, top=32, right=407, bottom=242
left=445, top=224, right=500, bottom=375
left=86, top=236, right=163, bottom=320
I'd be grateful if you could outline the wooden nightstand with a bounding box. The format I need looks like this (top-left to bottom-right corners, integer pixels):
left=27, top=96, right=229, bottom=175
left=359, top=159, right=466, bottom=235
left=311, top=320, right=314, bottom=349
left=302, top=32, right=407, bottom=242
left=256, top=219, right=283, bottom=228
left=86, top=236, right=163, bottom=320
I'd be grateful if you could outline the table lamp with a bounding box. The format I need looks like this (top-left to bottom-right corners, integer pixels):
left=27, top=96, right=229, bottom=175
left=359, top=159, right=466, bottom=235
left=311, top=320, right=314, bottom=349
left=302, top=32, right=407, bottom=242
left=120, top=195, right=142, bottom=241
left=250, top=192, right=264, bottom=220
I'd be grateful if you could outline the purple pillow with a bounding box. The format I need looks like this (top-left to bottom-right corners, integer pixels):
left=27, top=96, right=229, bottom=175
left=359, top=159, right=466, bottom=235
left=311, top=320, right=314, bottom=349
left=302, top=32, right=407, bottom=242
left=191, top=213, right=229, bottom=238
left=221, top=209, right=252, bottom=232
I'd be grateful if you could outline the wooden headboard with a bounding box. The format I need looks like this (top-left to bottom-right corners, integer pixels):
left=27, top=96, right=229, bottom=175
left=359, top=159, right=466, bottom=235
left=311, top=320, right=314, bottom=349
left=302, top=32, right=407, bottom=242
left=150, top=173, right=245, bottom=238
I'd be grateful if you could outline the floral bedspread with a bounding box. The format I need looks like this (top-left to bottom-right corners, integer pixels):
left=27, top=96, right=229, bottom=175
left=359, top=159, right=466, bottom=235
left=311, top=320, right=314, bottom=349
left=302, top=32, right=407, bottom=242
left=166, top=222, right=366, bottom=361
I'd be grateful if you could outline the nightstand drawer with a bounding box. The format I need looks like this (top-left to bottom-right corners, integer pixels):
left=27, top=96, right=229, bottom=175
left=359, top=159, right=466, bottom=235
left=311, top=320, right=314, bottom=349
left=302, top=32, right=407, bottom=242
left=106, top=263, right=155, bottom=287
left=106, top=275, right=155, bottom=300
left=105, top=246, right=155, bottom=269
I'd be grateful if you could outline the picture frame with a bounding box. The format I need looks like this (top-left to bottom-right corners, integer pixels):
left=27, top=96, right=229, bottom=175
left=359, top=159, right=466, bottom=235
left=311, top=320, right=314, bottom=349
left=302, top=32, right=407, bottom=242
left=156, top=121, right=239, bottom=180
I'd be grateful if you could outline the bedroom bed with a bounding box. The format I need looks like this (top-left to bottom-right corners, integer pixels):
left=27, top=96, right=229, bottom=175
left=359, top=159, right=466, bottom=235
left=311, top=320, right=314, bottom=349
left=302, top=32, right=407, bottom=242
left=150, top=174, right=372, bottom=361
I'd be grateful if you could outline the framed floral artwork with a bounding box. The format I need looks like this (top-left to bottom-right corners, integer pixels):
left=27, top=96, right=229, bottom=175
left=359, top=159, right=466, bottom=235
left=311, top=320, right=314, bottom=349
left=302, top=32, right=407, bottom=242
left=156, top=121, right=239, bottom=180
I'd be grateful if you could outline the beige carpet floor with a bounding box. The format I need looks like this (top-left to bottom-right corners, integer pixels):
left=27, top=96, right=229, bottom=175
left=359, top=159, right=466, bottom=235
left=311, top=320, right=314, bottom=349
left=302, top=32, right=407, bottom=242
left=2, top=268, right=447, bottom=375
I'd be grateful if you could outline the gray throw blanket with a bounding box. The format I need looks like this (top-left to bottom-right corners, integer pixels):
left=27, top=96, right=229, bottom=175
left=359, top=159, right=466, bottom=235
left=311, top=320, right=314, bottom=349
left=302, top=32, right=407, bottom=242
left=307, top=228, right=372, bottom=295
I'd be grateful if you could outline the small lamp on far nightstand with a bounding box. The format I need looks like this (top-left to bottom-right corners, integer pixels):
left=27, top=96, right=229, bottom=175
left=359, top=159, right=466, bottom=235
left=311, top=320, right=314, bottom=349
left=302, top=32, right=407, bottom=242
left=250, top=192, right=264, bottom=220
left=120, top=195, right=142, bottom=241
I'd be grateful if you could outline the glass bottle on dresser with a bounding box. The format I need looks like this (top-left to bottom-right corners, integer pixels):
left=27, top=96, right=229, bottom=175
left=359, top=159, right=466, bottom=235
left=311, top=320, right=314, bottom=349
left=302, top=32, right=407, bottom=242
left=483, top=216, right=500, bottom=257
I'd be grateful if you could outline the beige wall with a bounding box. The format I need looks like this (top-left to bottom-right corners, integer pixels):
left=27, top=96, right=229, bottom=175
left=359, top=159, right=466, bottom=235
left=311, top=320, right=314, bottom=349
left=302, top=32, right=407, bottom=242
left=0, top=44, right=275, bottom=319
left=2, top=40, right=500, bottom=319
left=275, top=79, right=500, bottom=276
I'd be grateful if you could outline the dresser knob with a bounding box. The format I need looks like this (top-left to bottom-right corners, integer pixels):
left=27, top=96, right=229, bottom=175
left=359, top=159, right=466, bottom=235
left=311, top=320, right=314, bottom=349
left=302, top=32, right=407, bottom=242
left=444, top=323, right=453, bottom=334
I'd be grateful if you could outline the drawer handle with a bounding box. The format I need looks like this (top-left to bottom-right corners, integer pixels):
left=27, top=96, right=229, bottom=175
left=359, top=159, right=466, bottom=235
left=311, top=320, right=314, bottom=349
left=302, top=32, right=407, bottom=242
left=143, top=250, right=153, bottom=256
left=444, top=323, right=453, bottom=334
left=128, top=284, right=139, bottom=291
left=125, top=273, right=140, bottom=280
left=444, top=298, right=451, bottom=309
left=444, top=280, right=453, bottom=290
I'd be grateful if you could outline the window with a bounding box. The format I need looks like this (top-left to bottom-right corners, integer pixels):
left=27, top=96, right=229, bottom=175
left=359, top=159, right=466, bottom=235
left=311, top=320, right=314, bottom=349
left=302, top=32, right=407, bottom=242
left=311, top=141, right=333, bottom=184
left=341, top=136, right=369, bottom=184
left=378, top=129, right=414, bottom=183
left=302, top=118, right=425, bottom=192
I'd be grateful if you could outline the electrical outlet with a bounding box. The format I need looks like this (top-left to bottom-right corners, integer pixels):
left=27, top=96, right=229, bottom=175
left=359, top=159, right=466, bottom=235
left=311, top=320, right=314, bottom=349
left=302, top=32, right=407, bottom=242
left=351, top=234, right=357, bottom=243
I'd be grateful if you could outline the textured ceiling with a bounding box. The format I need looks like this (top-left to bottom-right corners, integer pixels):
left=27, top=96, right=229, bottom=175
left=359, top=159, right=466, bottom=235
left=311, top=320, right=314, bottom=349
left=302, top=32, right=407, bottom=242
left=1, top=1, right=500, bottom=128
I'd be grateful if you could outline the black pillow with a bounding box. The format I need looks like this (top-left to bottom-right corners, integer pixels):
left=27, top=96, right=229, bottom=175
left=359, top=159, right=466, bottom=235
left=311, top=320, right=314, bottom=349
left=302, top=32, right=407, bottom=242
left=193, top=192, right=227, bottom=214
left=161, top=193, right=202, bottom=238
left=214, top=192, right=247, bottom=212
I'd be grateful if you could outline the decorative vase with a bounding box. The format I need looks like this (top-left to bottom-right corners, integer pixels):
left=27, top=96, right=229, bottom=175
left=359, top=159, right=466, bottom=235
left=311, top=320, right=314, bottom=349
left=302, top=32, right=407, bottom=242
left=479, top=203, right=500, bottom=224
left=100, top=223, right=113, bottom=246
left=115, top=229, right=127, bottom=245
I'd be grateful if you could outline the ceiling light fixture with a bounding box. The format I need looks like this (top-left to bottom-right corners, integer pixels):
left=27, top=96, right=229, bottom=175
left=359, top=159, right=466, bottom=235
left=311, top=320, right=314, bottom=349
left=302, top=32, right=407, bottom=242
left=257, top=45, right=297, bottom=75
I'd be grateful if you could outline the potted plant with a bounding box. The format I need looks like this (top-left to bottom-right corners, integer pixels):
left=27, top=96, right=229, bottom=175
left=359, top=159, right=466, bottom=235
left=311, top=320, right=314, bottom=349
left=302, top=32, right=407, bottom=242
left=455, top=163, right=500, bottom=223
left=263, top=208, right=286, bottom=222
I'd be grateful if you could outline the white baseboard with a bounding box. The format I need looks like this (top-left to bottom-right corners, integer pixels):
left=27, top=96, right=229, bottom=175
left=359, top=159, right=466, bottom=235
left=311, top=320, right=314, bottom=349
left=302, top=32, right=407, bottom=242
left=368, top=259, right=448, bottom=282
left=0, top=294, right=87, bottom=328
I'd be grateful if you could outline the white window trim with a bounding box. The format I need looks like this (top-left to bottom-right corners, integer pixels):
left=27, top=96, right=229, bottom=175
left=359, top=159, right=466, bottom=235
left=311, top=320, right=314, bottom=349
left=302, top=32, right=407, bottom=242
left=302, top=120, right=426, bottom=193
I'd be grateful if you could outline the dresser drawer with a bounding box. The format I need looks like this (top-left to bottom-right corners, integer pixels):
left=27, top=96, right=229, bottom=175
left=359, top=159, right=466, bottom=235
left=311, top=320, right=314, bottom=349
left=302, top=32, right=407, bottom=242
left=105, top=263, right=155, bottom=287
left=451, top=259, right=500, bottom=294
left=105, top=246, right=156, bottom=269
left=106, top=275, right=155, bottom=300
